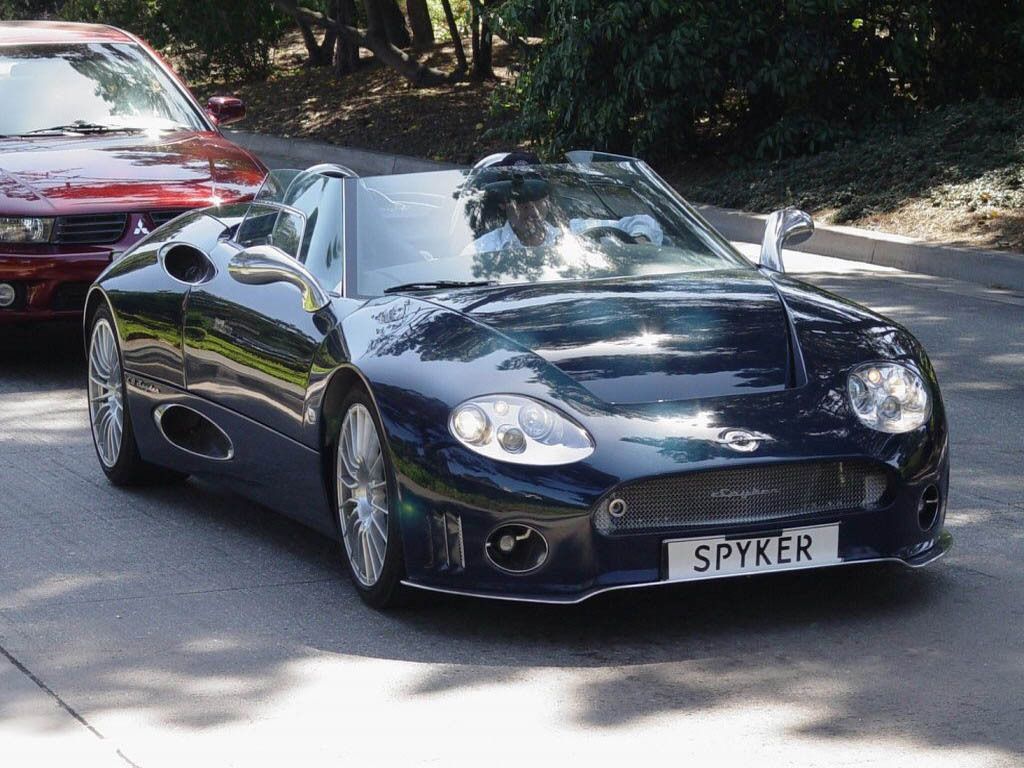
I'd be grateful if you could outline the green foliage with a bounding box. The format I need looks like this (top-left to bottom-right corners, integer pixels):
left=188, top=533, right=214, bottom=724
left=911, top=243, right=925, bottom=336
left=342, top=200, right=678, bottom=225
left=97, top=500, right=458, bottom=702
left=0, top=0, right=62, bottom=18
left=497, top=1, right=1024, bottom=162
left=58, top=0, right=289, bottom=78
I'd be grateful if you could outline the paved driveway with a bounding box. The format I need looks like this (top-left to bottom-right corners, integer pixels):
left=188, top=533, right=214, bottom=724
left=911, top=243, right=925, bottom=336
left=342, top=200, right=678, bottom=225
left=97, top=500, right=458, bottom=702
left=1, top=242, right=1021, bottom=766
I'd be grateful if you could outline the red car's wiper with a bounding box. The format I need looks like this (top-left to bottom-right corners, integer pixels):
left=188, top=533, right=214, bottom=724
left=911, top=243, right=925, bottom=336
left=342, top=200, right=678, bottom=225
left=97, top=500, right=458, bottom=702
left=383, top=280, right=497, bottom=294
left=22, top=121, right=146, bottom=136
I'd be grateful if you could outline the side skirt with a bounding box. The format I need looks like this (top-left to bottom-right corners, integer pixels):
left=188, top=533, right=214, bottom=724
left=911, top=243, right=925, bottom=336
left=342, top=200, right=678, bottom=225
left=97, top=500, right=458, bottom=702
left=124, top=370, right=337, bottom=538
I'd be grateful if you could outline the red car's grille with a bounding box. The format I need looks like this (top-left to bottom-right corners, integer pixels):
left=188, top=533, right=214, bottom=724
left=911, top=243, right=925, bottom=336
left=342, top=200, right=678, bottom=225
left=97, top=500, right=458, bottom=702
left=149, top=209, right=190, bottom=229
left=53, top=213, right=128, bottom=245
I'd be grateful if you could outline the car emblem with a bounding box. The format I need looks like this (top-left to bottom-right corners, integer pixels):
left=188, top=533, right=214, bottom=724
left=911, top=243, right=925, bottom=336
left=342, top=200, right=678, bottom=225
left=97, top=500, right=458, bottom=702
left=718, top=429, right=763, bottom=453
left=134, top=221, right=150, bottom=236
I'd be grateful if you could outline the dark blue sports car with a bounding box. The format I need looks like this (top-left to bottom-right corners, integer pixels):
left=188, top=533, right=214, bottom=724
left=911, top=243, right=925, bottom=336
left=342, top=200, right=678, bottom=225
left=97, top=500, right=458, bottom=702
left=84, top=151, right=950, bottom=607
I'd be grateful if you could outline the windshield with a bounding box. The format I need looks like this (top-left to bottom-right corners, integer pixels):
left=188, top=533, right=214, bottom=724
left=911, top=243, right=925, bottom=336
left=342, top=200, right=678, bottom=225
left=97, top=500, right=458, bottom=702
left=352, top=160, right=750, bottom=296
left=0, top=43, right=205, bottom=136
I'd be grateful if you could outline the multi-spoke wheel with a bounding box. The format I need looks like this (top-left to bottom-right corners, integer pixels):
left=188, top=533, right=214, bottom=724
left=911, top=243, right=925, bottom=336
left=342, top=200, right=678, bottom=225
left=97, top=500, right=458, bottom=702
left=334, top=389, right=405, bottom=607
left=87, top=306, right=185, bottom=486
left=88, top=317, right=123, bottom=468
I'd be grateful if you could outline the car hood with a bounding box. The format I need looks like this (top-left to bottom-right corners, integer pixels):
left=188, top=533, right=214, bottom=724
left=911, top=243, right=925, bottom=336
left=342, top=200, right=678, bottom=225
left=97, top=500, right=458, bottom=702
left=429, top=270, right=795, bottom=405
left=0, top=130, right=266, bottom=216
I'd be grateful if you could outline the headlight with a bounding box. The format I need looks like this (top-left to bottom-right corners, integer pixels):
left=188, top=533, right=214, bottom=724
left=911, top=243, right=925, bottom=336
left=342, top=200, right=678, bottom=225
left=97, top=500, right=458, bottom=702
left=449, top=395, right=594, bottom=465
left=848, top=363, right=930, bottom=433
left=0, top=217, right=54, bottom=244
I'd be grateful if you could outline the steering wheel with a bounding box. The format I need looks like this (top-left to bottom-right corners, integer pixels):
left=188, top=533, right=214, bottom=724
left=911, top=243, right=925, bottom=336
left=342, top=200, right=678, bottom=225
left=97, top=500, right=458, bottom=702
left=578, top=225, right=639, bottom=244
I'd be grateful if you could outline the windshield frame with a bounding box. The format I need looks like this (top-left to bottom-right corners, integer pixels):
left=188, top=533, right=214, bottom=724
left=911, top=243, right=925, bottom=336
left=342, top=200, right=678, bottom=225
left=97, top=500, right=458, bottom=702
left=0, top=40, right=213, bottom=137
left=341, top=160, right=754, bottom=299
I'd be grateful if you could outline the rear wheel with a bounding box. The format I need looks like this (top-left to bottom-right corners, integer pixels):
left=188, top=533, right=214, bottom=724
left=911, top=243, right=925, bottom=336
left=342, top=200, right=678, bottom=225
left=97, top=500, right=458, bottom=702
left=87, top=307, right=184, bottom=486
left=334, top=388, right=406, bottom=608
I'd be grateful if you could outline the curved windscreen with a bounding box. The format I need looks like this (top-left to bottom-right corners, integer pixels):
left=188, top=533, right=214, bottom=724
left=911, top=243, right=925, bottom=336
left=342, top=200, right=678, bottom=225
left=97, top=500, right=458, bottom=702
left=236, top=161, right=750, bottom=298
left=352, top=160, right=749, bottom=296
left=0, top=43, right=206, bottom=135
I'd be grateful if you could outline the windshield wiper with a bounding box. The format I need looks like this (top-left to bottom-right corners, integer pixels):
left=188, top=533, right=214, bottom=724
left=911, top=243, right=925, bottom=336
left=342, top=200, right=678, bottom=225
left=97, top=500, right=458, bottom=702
left=383, top=280, right=497, bottom=294
left=23, top=121, right=146, bottom=136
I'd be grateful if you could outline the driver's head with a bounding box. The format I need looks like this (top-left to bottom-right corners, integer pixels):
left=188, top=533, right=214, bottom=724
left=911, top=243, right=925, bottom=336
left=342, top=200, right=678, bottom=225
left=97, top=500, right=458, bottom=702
left=473, top=150, right=552, bottom=246
left=504, top=179, right=551, bottom=246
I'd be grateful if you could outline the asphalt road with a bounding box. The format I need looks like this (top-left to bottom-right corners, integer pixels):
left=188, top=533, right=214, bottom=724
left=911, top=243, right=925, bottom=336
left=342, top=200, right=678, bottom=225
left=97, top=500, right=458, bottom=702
left=1, top=242, right=1022, bottom=765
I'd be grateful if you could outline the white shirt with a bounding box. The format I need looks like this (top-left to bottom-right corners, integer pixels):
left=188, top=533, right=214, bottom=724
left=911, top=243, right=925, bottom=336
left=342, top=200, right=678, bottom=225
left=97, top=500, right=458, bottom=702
left=461, top=214, right=664, bottom=257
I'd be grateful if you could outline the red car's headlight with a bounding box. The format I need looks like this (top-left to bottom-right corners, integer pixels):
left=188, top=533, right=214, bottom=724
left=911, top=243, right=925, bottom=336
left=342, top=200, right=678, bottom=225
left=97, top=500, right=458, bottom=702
left=0, top=217, right=54, bottom=243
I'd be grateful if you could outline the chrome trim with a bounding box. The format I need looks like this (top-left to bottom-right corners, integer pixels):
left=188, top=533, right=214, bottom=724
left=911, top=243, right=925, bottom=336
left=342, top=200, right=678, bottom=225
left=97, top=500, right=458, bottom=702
left=152, top=402, right=235, bottom=461
left=228, top=244, right=330, bottom=312
left=400, top=532, right=952, bottom=605
left=306, top=163, right=358, bottom=178
left=759, top=208, right=814, bottom=273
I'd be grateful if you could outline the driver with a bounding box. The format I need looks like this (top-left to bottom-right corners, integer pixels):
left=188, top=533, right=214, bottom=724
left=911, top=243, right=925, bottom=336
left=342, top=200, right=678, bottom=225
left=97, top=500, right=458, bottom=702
left=461, top=151, right=663, bottom=255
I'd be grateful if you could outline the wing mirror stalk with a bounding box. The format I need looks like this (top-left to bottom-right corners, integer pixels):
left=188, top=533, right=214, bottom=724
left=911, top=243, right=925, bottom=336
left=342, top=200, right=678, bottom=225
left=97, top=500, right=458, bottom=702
left=759, top=208, right=814, bottom=273
left=228, top=245, right=330, bottom=313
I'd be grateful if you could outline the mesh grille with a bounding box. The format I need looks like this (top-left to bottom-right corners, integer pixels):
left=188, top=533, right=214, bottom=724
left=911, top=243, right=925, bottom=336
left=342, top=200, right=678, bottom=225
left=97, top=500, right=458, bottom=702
left=595, top=461, right=888, bottom=534
left=54, top=213, right=127, bottom=245
left=149, top=209, right=190, bottom=228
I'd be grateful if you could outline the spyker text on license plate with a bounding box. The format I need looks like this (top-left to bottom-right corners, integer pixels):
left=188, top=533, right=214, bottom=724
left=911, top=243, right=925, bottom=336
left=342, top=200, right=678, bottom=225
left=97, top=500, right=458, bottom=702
left=665, top=523, right=841, bottom=582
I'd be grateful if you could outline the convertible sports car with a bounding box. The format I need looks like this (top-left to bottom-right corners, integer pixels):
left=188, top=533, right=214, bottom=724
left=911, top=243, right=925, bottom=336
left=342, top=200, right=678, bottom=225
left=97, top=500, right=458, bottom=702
left=84, top=152, right=951, bottom=607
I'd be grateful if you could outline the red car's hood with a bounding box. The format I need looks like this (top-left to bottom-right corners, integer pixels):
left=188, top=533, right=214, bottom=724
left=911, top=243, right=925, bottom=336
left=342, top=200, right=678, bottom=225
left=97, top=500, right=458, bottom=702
left=0, top=130, right=266, bottom=216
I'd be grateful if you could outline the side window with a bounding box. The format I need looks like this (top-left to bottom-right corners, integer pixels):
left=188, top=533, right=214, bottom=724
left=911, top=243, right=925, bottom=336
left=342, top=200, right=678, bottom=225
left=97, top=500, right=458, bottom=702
left=235, top=203, right=306, bottom=260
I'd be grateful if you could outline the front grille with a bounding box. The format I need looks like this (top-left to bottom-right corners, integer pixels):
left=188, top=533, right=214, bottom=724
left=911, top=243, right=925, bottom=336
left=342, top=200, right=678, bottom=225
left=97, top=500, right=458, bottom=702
left=595, top=460, right=889, bottom=534
left=51, top=281, right=90, bottom=312
left=54, top=213, right=128, bottom=245
left=149, top=209, right=190, bottom=228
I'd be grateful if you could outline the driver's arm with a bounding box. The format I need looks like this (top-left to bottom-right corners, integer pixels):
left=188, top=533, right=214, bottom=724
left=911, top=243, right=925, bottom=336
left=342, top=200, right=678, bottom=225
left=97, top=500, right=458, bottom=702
left=570, top=214, right=664, bottom=245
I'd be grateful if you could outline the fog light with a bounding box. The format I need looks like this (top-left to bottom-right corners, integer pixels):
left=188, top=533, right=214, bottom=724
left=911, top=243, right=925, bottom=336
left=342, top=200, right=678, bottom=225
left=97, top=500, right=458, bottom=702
left=485, top=524, right=548, bottom=574
left=0, top=283, right=15, bottom=308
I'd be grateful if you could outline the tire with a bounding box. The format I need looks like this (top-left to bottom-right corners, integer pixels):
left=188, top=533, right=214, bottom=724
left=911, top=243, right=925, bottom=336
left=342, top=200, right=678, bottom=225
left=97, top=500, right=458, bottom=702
left=87, top=306, right=185, bottom=486
left=333, top=387, right=407, bottom=608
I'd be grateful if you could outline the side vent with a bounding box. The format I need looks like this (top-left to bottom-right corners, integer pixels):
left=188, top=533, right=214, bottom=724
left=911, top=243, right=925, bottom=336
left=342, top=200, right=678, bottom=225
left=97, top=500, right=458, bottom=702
left=428, top=511, right=465, bottom=572
left=161, top=243, right=216, bottom=285
left=153, top=404, right=233, bottom=461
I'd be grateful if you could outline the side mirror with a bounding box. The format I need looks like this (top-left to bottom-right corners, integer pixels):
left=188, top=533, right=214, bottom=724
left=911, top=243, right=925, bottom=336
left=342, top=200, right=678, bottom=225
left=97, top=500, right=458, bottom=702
left=228, top=245, right=330, bottom=313
left=759, top=208, right=814, bottom=273
left=206, top=96, right=246, bottom=126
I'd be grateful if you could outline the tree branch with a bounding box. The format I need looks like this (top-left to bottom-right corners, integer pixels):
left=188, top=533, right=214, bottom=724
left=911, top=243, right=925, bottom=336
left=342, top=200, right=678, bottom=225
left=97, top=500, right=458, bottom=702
left=273, top=0, right=464, bottom=87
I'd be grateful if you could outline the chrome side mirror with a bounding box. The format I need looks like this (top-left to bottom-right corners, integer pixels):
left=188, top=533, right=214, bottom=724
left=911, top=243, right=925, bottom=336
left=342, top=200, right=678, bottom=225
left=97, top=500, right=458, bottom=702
left=228, top=245, right=330, bottom=312
left=759, top=208, right=814, bottom=273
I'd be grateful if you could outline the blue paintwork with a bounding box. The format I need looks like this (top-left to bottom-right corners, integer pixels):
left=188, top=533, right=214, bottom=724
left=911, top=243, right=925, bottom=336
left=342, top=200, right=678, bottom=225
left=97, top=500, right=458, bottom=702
left=86, top=194, right=950, bottom=602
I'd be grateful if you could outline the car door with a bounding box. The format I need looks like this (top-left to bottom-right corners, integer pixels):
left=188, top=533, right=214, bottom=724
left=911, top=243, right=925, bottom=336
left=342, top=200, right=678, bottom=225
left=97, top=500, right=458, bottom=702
left=182, top=170, right=345, bottom=445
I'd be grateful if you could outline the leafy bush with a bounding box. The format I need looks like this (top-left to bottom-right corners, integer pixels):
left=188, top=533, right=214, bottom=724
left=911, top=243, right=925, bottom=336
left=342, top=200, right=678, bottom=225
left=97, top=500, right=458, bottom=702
left=497, top=0, right=1024, bottom=162
left=60, top=0, right=289, bottom=78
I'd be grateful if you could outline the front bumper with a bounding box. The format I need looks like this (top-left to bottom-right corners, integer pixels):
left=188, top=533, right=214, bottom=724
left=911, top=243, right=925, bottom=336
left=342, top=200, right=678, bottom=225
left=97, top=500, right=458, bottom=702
left=397, top=457, right=951, bottom=604
left=0, top=250, right=111, bottom=322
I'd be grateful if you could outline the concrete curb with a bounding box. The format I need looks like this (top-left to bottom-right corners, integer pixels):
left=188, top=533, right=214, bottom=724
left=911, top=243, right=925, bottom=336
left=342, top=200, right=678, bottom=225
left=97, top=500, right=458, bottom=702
left=228, top=129, right=1024, bottom=292
left=698, top=205, right=1024, bottom=292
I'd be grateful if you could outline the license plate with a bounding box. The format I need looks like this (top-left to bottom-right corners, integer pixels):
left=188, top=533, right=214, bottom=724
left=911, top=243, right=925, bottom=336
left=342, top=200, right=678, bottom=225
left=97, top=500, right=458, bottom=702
left=665, top=523, right=840, bottom=582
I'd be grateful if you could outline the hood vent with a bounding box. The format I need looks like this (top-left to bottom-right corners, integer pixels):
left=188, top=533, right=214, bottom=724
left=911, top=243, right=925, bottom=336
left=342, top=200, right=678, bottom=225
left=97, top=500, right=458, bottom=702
left=54, top=213, right=128, bottom=245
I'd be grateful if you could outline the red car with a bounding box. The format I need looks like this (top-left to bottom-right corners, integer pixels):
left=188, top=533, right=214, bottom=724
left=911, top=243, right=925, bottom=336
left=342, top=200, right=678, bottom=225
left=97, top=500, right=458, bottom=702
left=0, top=21, right=267, bottom=322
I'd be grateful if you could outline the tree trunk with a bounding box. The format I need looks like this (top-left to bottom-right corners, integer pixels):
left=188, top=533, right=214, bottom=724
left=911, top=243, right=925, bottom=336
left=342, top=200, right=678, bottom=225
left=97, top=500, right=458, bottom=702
left=440, top=0, right=467, bottom=73
left=380, top=0, right=412, bottom=48
left=295, top=14, right=327, bottom=65
left=333, top=0, right=359, bottom=74
left=275, top=0, right=457, bottom=87
left=469, top=0, right=494, bottom=80
left=406, top=0, right=434, bottom=50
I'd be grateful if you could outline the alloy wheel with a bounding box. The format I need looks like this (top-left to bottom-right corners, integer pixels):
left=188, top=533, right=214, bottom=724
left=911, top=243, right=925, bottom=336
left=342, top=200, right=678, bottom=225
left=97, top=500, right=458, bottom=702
left=88, top=318, right=124, bottom=468
left=336, top=403, right=390, bottom=586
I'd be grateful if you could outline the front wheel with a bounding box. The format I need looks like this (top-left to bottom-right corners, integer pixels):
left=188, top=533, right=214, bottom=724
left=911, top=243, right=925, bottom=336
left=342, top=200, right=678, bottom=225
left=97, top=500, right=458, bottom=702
left=87, top=307, right=184, bottom=486
left=334, top=388, right=406, bottom=608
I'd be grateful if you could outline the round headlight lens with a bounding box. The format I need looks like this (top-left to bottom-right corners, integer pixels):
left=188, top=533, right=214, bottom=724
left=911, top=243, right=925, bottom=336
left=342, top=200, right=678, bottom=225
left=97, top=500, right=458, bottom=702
left=448, top=394, right=594, bottom=465
left=848, top=363, right=930, bottom=434
left=451, top=404, right=489, bottom=444
left=518, top=402, right=555, bottom=440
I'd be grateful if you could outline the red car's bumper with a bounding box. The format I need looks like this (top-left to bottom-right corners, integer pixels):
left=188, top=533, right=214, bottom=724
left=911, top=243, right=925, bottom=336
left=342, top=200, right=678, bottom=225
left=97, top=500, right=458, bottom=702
left=0, top=248, right=111, bottom=323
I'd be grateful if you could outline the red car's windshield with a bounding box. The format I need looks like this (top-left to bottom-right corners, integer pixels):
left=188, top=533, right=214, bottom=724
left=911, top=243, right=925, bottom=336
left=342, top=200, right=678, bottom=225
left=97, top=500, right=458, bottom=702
left=0, top=42, right=206, bottom=136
